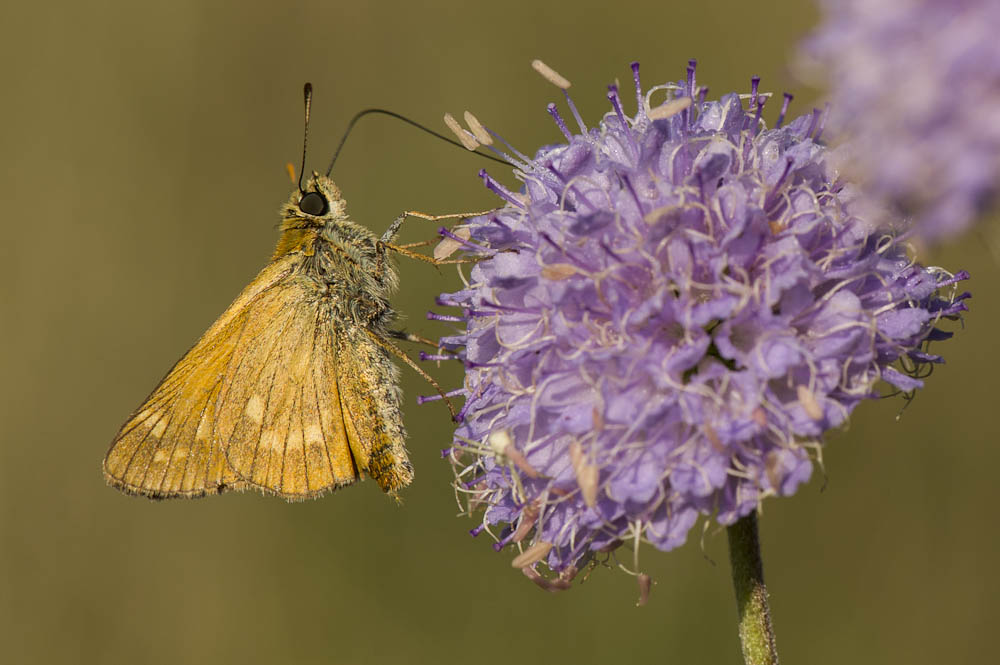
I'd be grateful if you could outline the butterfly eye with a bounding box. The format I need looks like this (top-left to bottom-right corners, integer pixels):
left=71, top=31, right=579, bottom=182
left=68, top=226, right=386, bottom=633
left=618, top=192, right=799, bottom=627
left=298, top=191, right=328, bottom=216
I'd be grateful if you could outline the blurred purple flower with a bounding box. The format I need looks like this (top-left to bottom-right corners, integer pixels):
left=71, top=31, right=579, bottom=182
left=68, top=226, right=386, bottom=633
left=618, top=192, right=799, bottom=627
left=802, top=0, right=1000, bottom=241
left=430, top=61, right=970, bottom=583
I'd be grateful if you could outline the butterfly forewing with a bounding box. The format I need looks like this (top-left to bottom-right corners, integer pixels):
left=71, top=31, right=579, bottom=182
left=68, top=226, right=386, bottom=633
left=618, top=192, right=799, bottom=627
left=103, top=257, right=300, bottom=497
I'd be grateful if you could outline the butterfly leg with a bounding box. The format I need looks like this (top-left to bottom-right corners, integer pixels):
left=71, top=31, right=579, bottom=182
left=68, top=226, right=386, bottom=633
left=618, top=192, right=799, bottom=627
left=375, top=210, right=496, bottom=276
left=378, top=208, right=498, bottom=244
left=388, top=329, right=441, bottom=349
left=366, top=329, right=459, bottom=421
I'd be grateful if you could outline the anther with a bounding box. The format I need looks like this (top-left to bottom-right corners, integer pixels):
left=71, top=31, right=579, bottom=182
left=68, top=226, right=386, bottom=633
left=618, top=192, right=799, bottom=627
left=636, top=573, right=652, bottom=607
left=796, top=385, right=824, bottom=421
left=531, top=59, right=571, bottom=89
left=443, top=113, right=479, bottom=151
left=511, top=541, right=554, bottom=568
left=434, top=226, right=473, bottom=260
left=463, top=111, right=493, bottom=146
left=569, top=441, right=598, bottom=508
left=648, top=97, right=692, bottom=121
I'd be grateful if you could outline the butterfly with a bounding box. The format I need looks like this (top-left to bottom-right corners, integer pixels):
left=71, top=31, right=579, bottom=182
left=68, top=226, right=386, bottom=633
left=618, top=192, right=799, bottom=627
left=102, top=84, right=429, bottom=501
left=102, top=167, right=419, bottom=501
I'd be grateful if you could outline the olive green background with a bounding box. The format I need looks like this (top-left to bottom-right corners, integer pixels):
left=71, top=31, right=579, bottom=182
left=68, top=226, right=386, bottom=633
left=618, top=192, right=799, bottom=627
left=3, top=1, right=997, bottom=663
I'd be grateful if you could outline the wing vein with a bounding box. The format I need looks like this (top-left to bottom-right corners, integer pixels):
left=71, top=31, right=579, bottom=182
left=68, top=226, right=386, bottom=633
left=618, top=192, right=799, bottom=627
left=243, top=302, right=299, bottom=484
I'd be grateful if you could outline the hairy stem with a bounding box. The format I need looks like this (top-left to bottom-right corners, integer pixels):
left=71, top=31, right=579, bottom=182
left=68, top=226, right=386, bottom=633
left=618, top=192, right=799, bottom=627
left=726, top=510, right=779, bottom=665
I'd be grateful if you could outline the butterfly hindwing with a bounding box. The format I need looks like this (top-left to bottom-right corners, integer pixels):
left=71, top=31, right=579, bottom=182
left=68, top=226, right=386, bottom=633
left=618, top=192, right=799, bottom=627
left=217, top=289, right=362, bottom=500
left=335, top=328, right=412, bottom=494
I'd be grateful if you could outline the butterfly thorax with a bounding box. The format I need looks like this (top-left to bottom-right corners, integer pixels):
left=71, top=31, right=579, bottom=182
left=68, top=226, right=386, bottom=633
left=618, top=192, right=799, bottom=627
left=274, top=175, right=398, bottom=329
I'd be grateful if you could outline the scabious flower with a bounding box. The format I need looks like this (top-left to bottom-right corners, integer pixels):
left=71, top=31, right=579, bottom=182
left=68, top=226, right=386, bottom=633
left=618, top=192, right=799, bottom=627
left=429, top=61, right=969, bottom=586
left=801, top=0, right=1000, bottom=241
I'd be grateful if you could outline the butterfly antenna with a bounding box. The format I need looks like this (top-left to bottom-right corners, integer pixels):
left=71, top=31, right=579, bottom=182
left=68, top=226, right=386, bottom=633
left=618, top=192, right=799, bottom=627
left=298, top=83, right=314, bottom=194
left=325, top=108, right=507, bottom=176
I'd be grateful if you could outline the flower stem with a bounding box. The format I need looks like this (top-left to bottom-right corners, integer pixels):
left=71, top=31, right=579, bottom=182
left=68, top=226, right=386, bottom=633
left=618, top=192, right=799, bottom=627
left=726, top=510, right=779, bottom=665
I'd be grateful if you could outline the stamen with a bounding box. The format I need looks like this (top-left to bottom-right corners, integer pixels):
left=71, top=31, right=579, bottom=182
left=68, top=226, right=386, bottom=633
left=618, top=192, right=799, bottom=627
left=540, top=263, right=578, bottom=280
left=563, top=89, right=588, bottom=134
left=630, top=61, right=643, bottom=115
left=607, top=84, right=629, bottom=130
left=636, top=573, right=652, bottom=607
left=648, top=96, right=692, bottom=121
left=482, top=129, right=535, bottom=171
left=547, top=103, right=574, bottom=141
left=608, top=84, right=640, bottom=157
left=621, top=173, right=644, bottom=214
left=427, top=311, right=464, bottom=322
left=686, top=59, right=698, bottom=98
left=776, top=93, right=794, bottom=129
left=463, top=111, right=493, bottom=146
left=438, top=226, right=490, bottom=254
left=419, top=352, right=457, bottom=361
left=569, top=441, right=598, bottom=507
left=443, top=113, right=479, bottom=151
left=763, top=157, right=795, bottom=213
left=522, top=566, right=572, bottom=592
left=433, top=226, right=473, bottom=260
left=805, top=108, right=822, bottom=140
left=512, top=502, right=540, bottom=542
left=505, top=446, right=542, bottom=478
left=480, top=169, right=526, bottom=208
left=796, top=385, right=824, bottom=421
left=938, top=270, right=972, bottom=286
left=813, top=103, right=830, bottom=142
left=489, top=429, right=513, bottom=456
left=492, top=525, right=515, bottom=551
left=749, top=75, right=761, bottom=111
left=469, top=524, right=486, bottom=537
left=531, top=59, right=571, bottom=89
left=751, top=96, right=767, bottom=137
left=511, top=541, right=553, bottom=568
left=461, top=475, right=485, bottom=489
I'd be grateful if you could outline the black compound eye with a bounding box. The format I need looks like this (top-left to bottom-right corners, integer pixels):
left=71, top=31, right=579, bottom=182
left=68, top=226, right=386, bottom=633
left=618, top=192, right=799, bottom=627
left=298, top=191, right=328, bottom=216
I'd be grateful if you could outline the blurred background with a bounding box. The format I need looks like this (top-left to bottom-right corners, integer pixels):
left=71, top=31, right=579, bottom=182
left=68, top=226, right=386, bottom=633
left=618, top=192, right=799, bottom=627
left=2, top=1, right=997, bottom=663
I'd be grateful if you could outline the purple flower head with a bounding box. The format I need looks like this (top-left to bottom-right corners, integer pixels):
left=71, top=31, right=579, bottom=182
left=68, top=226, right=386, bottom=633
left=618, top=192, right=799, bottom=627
left=431, top=61, right=969, bottom=585
left=802, top=0, right=1000, bottom=241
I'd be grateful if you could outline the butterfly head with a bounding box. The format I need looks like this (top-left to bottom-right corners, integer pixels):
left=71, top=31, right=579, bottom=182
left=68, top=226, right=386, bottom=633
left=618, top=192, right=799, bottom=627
left=282, top=172, right=348, bottom=228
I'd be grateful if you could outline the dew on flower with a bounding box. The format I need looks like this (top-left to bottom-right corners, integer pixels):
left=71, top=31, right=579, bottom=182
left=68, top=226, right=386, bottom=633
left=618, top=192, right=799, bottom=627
left=429, top=60, right=970, bottom=589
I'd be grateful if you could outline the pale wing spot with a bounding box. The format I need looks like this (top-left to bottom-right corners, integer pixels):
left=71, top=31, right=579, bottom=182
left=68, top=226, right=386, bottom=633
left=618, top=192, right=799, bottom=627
left=262, top=427, right=285, bottom=452
left=133, top=407, right=156, bottom=424
left=304, top=423, right=324, bottom=445
left=152, top=449, right=170, bottom=464
left=150, top=418, right=168, bottom=439
left=245, top=394, right=265, bottom=425
left=195, top=410, right=212, bottom=443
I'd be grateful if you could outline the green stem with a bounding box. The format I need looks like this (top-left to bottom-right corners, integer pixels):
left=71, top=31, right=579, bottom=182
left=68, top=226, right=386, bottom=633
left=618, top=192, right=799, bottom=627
left=726, top=510, right=779, bottom=665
